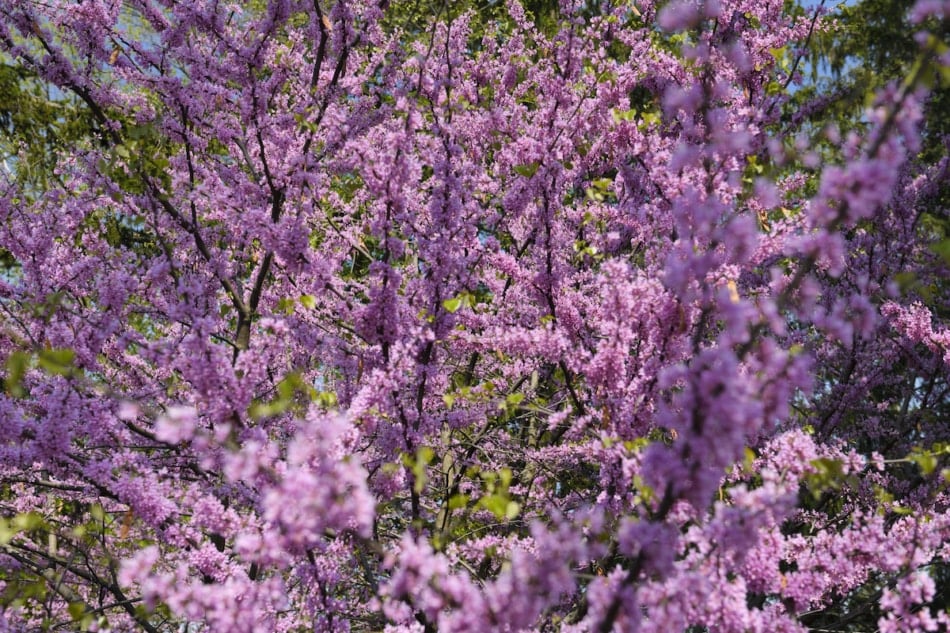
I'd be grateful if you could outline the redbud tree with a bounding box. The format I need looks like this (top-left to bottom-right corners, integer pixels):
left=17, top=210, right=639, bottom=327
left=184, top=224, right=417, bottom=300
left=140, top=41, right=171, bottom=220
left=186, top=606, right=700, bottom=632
left=0, top=0, right=949, bottom=631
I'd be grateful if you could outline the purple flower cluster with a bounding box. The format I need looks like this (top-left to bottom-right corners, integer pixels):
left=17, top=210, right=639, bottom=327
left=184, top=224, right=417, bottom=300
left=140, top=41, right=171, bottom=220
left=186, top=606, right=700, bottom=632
left=0, top=0, right=948, bottom=631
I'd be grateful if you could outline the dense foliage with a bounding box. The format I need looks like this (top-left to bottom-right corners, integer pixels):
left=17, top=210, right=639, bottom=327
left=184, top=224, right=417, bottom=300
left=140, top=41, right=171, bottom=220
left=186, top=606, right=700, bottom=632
left=0, top=0, right=949, bottom=631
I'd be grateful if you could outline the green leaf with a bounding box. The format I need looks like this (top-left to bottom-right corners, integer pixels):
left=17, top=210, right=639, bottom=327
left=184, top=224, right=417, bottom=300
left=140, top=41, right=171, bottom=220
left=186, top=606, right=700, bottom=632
left=249, top=401, right=288, bottom=420
left=930, top=239, right=950, bottom=265
left=12, top=512, right=44, bottom=531
left=804, top=457, right=846, bottom=498
left=505, top=392, right=524, bottom=407
left=479, top=494, right=508, bottom=519
left=611, top=108, right=637, bottom=123
left=640, top=111, right=661, bottom=127
left=504, top=500, right=520, bottom=520
left=417, top=446, right=435, bottom=464
left=873, top=485, right=894, bottom=506
left=442, top=297, right=463, bottom=313
left=513, top=162, right=540, bottom=177
left=315, top=391, right=337, bottom=408
left=0, top=519, right=16, bottom=545
left=299, top=294, right=317, bottom=309
left=448, top=494, right=469, bottom=510
left=37, top=348, right=74, bottom=376
left=403, top=446, right=435, bottom=494
left=742, top=447, right=757, bottom=472
left=4, top=351, right=31, bottom=397
left=68, top=602, right=88, bottom=621
left=623, top=437, right=650, bottom=453
left=499, top=468, right=514, bottom=490
left=908, top=448, right=939, bottom=476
